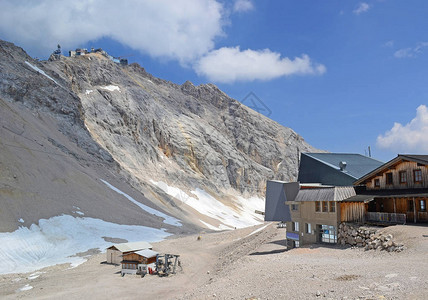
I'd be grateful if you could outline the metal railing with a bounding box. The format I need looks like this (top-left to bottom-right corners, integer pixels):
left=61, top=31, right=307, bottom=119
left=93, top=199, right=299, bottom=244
left=365, top=212, right=406, bottom=225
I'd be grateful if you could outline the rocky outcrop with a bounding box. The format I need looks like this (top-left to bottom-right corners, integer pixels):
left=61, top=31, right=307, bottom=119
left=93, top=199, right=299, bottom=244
left=38, top=47, right=318, bottom=197
left=0, top=38, right=320, bottom=230
left=338, top=223, right=405, bottom=252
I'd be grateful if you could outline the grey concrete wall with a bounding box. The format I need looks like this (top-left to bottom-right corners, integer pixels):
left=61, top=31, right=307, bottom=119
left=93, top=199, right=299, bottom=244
left=264, top=181, right=299, bottom=222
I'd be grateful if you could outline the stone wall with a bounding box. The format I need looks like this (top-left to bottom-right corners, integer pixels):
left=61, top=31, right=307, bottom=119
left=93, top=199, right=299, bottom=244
left=338, top=223, right=404, bottom=252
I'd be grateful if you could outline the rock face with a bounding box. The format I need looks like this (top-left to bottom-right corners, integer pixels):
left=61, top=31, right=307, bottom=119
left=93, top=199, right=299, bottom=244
left=0, top=39, right=319, bottom=230
left=45, top=53, right=317, bottom=196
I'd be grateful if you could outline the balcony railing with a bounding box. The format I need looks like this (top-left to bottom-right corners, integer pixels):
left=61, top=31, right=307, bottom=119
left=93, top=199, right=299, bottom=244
left=365, top=212, right=406, bottom=225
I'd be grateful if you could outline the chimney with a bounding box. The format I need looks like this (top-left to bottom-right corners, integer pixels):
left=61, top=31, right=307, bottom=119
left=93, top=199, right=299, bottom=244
left=339, top=161, right=347, bottom=171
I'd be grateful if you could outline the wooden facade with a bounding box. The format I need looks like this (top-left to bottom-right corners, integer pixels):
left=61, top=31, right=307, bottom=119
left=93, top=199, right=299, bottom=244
left=122, top=252, right=157, bottom=265
left=355, top=155, right=428, bottom=223
left=368, top=196, right=428, bottom=223
left=340, top=202, right=365, bottom=223
left=363, top=161, right=428, bottom=190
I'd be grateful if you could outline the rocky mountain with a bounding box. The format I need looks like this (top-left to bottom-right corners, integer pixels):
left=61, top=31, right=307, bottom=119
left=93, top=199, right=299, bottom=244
left=0, top=39, right=318, bottom=232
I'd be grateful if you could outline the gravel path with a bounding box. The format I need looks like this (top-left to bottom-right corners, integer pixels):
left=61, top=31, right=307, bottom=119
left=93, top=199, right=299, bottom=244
left=1, top=223, right=427, bottom=300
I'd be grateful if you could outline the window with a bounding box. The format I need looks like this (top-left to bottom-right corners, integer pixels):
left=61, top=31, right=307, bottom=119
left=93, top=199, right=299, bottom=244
left=292, top=221, right=299, bottom=232
left=305, top=223, right=312, bottom=234
left=407, top=200, right=414, bottom=212
left=294, top=240, right=300, bottom=248
left=374, top=178, right=380, bottom=187
left=319, top=225, right=337, bottom=244
left=399, top=171, right=407, bottom=184
left=414, top=169, right=422, bottom=183
left=315, top=202, right=321, bottom=212
left=421, top=200, right=426, bottom=212
left=386, top=173, right=393, bottom=185
left=329, top=202, right=336, bottom=213
left=322, top=201, right=328, bottom=212
left=291, top=204, right=298, bottom=211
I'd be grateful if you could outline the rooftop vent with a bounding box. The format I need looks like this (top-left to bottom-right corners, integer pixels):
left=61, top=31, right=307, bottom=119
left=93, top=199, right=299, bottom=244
left=339, top=161, right=347, bottom=171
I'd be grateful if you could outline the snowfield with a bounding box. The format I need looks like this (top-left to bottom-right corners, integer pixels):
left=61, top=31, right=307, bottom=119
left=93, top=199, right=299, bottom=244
left=101, top=179, right=182, bottom=226
left=24, top=61, right=59, bottom=85
left=0, top=215, right=170, bottom=275
left=150, top=180, right=264, bottom=230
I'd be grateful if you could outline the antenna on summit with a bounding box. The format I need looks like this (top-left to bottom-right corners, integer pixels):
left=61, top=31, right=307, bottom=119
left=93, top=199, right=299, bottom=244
left=53, top=44, right=61, bottom=56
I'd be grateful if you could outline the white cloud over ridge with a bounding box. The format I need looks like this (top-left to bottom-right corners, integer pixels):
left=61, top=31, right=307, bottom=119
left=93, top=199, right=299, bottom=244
left=377, top=105, right=428, bottom=152
left=234, top=0, right=254, bottom=12
left=0, top=0, right=326, bottom=83
left=195, top=47, right=326, bottom=83
left=353, top=2, right=371, bottom=15
left=0, top=0, right=224, bottom=63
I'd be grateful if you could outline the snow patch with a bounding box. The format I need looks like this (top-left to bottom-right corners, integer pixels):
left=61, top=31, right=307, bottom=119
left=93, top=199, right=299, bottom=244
left=100, top=85, right=120, bottom=92
left=28, top=271, right=45, bottom=280
left=74, top=211, right=84, bottom=216
left=150, top=180, right=263, bottom=229
left=245, top=224, right=269, bottom=238
left=17, top=284, right=33, bottom=292
left=24, top=61, right=59, bottom=85
left=0, top=215, right=170, bottom=275
left=85, top=90, right=93, bottom=95
left=199, top=220, right=221, bottom=231
left=18, top=218, right=24, bottom=223
left=101, top=179, right=181, bottom=227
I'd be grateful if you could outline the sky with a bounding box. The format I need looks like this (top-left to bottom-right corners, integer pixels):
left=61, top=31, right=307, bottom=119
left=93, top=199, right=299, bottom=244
left=1, top=0, right=427, bottom=162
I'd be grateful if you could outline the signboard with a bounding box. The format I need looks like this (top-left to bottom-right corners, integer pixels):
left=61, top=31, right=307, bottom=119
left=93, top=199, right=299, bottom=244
left=286, top=232, right=299, bottom=241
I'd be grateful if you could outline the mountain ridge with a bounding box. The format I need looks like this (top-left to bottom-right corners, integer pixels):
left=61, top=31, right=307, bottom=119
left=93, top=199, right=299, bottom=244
left=0, top=39, right=320, bottom=232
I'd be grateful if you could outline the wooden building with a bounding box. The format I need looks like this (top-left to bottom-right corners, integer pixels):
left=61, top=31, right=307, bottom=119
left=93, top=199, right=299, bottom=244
left=121, top=249, right=158, bottom=276
left=106, top=241, right=153, bottom=264
left=354, top=154, right=428, bottom=224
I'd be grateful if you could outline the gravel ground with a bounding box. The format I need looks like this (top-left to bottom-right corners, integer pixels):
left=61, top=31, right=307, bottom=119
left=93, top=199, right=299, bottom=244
left=1, top=223, right=427, bottom=300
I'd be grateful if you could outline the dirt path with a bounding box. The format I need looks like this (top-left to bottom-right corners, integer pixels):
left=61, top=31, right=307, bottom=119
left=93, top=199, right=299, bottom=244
left=1, top=223, right=427, bottom=300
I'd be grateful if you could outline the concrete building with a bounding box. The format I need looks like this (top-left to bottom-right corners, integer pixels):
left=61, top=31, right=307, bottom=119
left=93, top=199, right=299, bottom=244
left=106, top=241, right=153, bottom=264
left=283, top=185, right=370, bottom=248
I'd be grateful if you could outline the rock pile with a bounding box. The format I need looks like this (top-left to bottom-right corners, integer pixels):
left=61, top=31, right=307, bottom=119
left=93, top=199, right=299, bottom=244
left=338, top=223, right=404, bottom=252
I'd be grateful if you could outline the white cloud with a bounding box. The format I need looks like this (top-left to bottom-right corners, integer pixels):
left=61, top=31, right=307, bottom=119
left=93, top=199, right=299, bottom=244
left=394, top=48, right=413, bottom=58
left=0, top=0, right=326, bottom=83
left=194, top=47, right=326, bottom=83
left=233, top=0, right=254, bottom=12
left=384, top=40, right=394, bottom=47
left=377, top=105, right=428, bottom=152
left=0, top=0, right=224, bottom=63
left=394, top=42, right=428, bottom=58
left=353, top=2, right=371, bottom=15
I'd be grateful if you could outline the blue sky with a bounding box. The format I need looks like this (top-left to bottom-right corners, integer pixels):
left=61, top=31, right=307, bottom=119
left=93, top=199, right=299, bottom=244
left=1, top=0, right=427, bottom=162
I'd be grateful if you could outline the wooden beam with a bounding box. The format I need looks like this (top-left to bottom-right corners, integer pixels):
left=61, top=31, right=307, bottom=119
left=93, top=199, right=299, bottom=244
left=413, top=197, right=417, bottom=223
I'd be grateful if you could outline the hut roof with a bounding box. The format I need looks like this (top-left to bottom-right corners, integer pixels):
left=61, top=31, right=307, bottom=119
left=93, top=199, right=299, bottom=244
left=107, top=241, right=152, bottom=253
left=133, top=249, right=158, bottom=258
